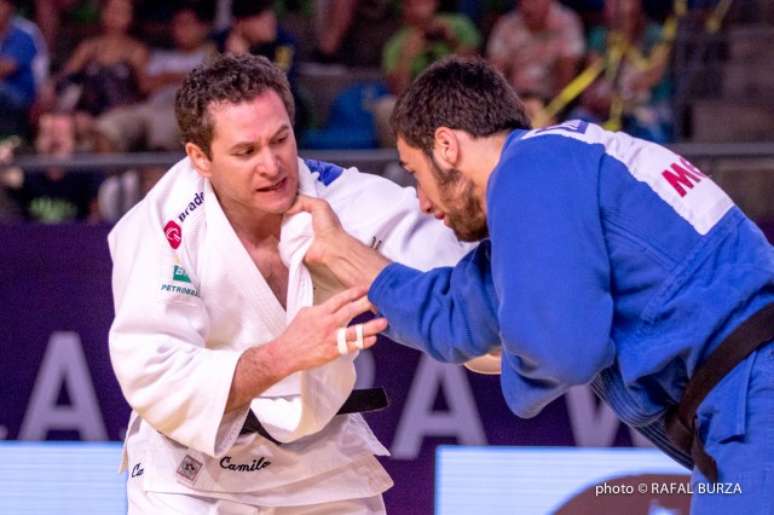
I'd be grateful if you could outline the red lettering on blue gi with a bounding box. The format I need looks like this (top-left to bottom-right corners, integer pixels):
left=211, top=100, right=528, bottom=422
left=662, top=159, right=704, bottom=197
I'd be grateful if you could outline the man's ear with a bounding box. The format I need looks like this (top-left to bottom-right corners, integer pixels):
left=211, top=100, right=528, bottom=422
left=433, top=126, right=460, bottom=168
left=185, top=142, right=212, bottom=178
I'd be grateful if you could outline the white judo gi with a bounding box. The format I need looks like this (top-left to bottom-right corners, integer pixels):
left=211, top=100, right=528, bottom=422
left=108, top=157, right=468, bottom=512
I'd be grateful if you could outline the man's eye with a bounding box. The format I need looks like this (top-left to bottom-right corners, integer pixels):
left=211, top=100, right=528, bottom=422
left=274, top=135, right=288, bottom=144
left=235, top=148, right=254, bottom=157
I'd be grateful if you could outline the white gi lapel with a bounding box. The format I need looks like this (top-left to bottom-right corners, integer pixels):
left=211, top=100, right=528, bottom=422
left=200, top=179, right=302, bottom=396
left=252, top=159, right=357, bottom=442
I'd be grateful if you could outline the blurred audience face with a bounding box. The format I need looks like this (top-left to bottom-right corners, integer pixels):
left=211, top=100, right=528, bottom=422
left=172, top=9, right=209, bottom=50
left=0, top=0, right=15, bottom=29
left=36, top=113, right=76, bottom=157
left=606, top=0, right=644, bottom=31
left=101, top=0, right=133, bottom=34
left=238, top=10, right=277, bottom=45
left=519, top=0, right=552, bottom=31
left=403, top=0, right=439, bottom=27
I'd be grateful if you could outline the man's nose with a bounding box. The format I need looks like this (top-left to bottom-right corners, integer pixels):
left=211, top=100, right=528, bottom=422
left=256, top=147, right=281, bottom=179
left=417, top=186, right=434, bottom=214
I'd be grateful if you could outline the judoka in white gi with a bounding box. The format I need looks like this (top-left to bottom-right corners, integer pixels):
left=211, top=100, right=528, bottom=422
left=108, top=54, right=469, bottom=514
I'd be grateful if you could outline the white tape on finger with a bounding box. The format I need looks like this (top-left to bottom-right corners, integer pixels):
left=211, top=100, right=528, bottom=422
left=355, top=323, right=364, bottom=349
left=337, top=327, right=348, bottom=356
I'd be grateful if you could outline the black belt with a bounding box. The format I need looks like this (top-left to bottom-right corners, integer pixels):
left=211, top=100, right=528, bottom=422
left=239, top=387, right=389, bottom=445
left=665, top=303, right=774, bottom=482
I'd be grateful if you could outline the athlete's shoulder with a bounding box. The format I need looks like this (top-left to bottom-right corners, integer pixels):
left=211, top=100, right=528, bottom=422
left=110, top=157, right=206, bottom=251
left=303, top=158, right=345, bottom=186
left=303, top=157, right=407, bottom=203
left=500, top=121, right=646, bottom=180
left=489, top=123, right=611, bottom=208
left=520, top=119, right=612, bottom=146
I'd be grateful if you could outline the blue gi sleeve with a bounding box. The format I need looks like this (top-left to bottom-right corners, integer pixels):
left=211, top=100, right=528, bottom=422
left=369, top=134, right=616, bottom=419
left=489, top=136, right=615, bottom=416
left=369, top=241, right=500, bottom=362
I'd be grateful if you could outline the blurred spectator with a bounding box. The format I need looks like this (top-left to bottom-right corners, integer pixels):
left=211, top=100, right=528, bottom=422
left=561, top=0, right=606, bottom=27
left=97, top=165, right=164, bottom=221
left=382, top=0, right=480, bottom=96
left=0, top=135, right=22, bottom=221
left=301, top=81, right=389, bottom=149
left=314, top=0, right=399, bottom=67
left=315, top=0, right=357, bottom=62
left=573, top=0, right=673, bottom=142
left=0, top=182, right=19, bottom=220
left=0, top=0, right=43, bottom=137
left=486, top=0, right=585, bottom=99
left=33, top=0, right=100, bottom=56
left=218, top=0, right=295, bottom=71
left=133, top=0, right=216, bottom=48
left=56, top=0, right=148, bottom=117
left=14, top=10, right=49, bottom=97
left=6, top=111, right=102, bottom=223
left=373, top=0, right=479, bottom=146
left=94, top=3, right=215, bottom=152
left=520, top=91, right=556, bottom=128
left=216, top=0, right=309, bottom=131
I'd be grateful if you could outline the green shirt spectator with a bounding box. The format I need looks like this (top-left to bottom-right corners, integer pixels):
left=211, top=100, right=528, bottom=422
left=383, top=14, right=480, bottom=79
left=382, top=1, right=480, bottom=96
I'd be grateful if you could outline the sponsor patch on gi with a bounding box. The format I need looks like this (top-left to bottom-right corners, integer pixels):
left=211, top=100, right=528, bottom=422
left=177, top=454, right=203, bottom=483
left=161, top=265, right=199, bottom=297
left=177, top=191, right=204, bottom=224
left=164, top=220, right=182, bottom=249
left=172, top=265, right=192, bottom=283
left=533, top=119, right=588, bottom=135
left=131, top=463, right=144, bottom=478
left=160, top=283, right=199, bottom=297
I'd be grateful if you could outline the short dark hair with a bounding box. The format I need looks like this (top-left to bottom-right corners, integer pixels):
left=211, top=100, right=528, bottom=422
left=175, top=53, right=295, bottom=156
left=232, top=0, right=274, bottom=19
left=391, top=56, right=531, bottom=155
left=172, top=1, right=214, bottom=23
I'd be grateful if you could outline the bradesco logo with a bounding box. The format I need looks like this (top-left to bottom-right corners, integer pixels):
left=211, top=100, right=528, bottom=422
left=178, top=191, right=204, bottom=224
left=164, top=221, right=182, bottom=249
left=163, top=191, right=204, bottom=249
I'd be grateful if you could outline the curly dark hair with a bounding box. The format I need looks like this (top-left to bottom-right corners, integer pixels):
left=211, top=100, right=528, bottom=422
left=391, top=56, right=531, bottom=155
left=175, top=53, right=295, bottom=157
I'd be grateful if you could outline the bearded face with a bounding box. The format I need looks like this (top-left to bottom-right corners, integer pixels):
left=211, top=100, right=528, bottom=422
left=429, top=156, right=489, bottom=242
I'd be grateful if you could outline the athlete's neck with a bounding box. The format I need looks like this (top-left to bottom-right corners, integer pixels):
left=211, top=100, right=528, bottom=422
left=218, top=194, right=283, bottom=247
left=462, top=131, right=509, bottom=215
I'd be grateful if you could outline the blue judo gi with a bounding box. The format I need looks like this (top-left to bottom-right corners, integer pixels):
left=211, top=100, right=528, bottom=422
left=369, top=121, right=774, bottom=514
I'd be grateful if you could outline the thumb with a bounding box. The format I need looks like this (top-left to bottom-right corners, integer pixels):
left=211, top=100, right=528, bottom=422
left=286, top=194, right=316, bottom=216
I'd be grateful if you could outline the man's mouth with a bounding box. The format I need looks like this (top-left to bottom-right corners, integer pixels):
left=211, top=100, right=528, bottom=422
left=256, top=177, right=287, bottom=192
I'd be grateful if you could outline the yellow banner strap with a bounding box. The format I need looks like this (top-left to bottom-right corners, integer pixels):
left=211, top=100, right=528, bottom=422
left=706, top=0, right=733, bottom=34
left=536, top=0, right=733, bottom=130
left=542, top=60, right=606, bottom=120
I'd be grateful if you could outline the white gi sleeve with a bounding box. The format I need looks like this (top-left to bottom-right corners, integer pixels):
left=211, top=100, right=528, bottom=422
left=329, top=167, right=472, bottom=269
left=108, top=208, right=245, bottom=458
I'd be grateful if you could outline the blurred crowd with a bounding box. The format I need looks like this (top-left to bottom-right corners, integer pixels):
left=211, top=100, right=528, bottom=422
left=0, top=0, right=710, bottom=223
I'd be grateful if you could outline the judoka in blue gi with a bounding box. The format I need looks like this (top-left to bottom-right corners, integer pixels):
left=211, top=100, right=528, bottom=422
left=291, top=56, right=774, bottom=514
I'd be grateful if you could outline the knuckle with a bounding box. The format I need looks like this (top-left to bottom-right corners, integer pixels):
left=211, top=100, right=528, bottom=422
left=323, top=317, right=338, bottom=332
